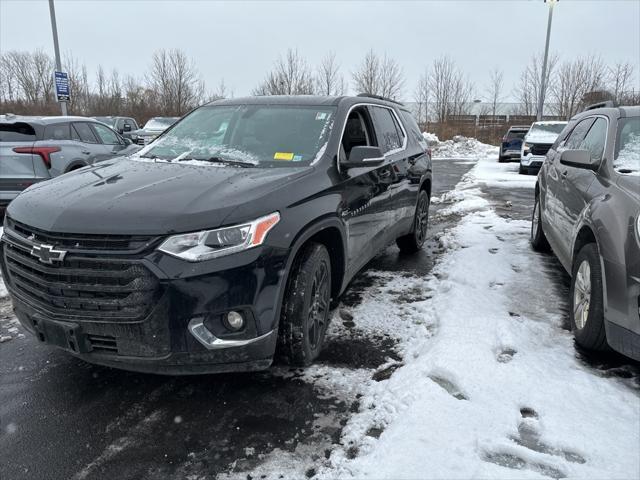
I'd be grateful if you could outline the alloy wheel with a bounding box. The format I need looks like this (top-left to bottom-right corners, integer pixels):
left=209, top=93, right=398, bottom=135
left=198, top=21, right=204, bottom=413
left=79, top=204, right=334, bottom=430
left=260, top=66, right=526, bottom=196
left=308, top=261, right=330, bottom=349
left=573, top=260, right=592, bottom=330
left=415, top=195, right=429, bottom=244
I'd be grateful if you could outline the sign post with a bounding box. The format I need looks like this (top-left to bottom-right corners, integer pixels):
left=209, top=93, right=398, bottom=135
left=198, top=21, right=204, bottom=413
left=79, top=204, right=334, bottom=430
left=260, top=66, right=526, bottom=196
left=48, top=0, right=68, bottom=115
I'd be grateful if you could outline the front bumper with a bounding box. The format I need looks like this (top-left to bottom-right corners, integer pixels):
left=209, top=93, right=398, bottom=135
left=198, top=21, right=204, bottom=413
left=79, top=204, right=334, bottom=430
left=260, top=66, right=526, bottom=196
left=520, top=154, right=546, bottom=169
left=0, top=230, right=290, bottom=374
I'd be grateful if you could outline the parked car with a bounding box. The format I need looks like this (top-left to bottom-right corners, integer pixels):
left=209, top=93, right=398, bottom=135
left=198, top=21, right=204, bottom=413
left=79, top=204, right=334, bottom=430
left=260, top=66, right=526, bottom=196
left=93, top=116, right=140, bottom=142
left=132, top=116, right=179, bottom=145
left=0, top=95, right=433, bottom=374
left=519, top=121, right=568, bottom=174
left=0, top=115, right=139, bottom=216
left=531, top=105, right=640, bottom=361
left=498, top=125, right=529, bottom=162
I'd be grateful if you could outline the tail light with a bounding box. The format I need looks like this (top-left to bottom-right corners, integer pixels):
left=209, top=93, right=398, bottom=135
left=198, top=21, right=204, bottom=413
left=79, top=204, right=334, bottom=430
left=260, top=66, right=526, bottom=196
left=426, top=147, right=432, bottom=158
left=12, top=146, right=60, bottom=168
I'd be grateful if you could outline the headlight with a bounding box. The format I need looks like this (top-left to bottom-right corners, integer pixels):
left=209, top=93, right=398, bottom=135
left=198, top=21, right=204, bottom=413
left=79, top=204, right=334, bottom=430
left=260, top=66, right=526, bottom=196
left=158, top=212, right=280, bottom=261
left=523, top=142, right=532, bottom=153
left=636, top=213, right=640, bottom=240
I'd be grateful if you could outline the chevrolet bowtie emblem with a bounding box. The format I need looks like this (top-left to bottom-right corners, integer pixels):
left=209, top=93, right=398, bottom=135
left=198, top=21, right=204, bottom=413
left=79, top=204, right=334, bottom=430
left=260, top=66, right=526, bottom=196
left=30, top=244, right=67, bottom=264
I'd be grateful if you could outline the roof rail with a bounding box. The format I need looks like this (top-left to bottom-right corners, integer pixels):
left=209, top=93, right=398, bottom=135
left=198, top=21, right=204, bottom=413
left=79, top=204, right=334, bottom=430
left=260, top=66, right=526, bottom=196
left=356, top=93, right=404, bottom=106
left=585, top=100, right=615, bottom=111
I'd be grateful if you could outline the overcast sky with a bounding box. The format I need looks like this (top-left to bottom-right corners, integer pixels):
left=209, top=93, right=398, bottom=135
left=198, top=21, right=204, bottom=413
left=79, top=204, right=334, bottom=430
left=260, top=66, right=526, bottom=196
left=1, top=0, right=639, bottom=101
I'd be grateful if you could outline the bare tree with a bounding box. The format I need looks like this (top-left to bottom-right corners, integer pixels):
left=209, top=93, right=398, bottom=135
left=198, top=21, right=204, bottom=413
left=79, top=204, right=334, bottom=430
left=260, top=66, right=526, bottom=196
left=253, top=49, right=315, bottom=96
left=484, top=67, right=504, bottom=118
left=2, top=50, right=54, bottom=105
left=427, top=56, right=473, bottom=122
left=148, top=48, right=205, bottom=115
left=316, top=51, right=345, bottom=96
left=414, top=68, right=430, bottom=126
left=514, top=53, right=558, bottom=117
left=551, top=55, right=607, bottom=119
left=352, top=50, right=404, bottom=100
left=63, top=53, right=90, bottom=114
left=607, top=61, right=636, bottom=105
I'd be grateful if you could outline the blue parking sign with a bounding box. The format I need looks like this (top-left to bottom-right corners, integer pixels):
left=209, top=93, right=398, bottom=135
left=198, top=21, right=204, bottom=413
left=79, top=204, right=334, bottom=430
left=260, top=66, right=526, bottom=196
left=54, top=71, right=70, bottom=102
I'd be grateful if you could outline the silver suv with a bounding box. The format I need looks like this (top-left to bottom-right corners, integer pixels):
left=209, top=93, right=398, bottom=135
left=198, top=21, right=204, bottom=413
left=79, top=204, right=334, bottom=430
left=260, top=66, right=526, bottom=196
left=0, top=115, right=139, bottom=215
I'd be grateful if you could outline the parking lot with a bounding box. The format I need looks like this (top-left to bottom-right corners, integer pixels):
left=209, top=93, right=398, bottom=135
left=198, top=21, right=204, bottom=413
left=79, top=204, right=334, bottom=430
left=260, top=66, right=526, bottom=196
left=1, top=149, right=638, bottom=480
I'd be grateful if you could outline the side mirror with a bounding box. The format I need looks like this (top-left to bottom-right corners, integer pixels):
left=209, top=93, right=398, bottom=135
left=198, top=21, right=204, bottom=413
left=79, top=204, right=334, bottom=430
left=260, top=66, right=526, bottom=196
left=559, top=149, right=597, bottom=170
left=341, top=146, right=385, bottom=169
left=123, top=137, right=133, bottom=146
left=123, top=124, right=132, bottom=132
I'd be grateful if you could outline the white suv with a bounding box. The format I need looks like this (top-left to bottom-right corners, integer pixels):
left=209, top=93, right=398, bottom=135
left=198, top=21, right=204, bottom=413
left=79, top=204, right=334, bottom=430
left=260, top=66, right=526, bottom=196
left=519, top=121, right=567, bottom=175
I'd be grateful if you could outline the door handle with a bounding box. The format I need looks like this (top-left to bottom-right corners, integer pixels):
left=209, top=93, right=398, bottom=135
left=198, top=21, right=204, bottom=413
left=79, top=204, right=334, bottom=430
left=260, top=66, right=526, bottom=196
left=81, top=150, right=90, bottom=155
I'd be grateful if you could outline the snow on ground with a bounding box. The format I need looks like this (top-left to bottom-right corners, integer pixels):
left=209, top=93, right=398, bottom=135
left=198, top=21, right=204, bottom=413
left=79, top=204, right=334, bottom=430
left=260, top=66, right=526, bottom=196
left=229, top=144, right=639, bottom=479
left=426, top=134, right=499, bottom=160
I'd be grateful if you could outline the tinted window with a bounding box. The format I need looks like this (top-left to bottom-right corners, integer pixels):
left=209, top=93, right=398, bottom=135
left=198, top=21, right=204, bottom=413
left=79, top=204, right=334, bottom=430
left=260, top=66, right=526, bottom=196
left=614, top=117, right=640, bottom=174
left=578, top=117, right=607, bottom=163
left=43, top=124, right=71, bottom=141
left=72, top=123, right=98, bottom=143
left=371, top=106, right=402, bottom=153
left=92, top=123, right=121, bottom=145
left=564, top=118, right=595, bottom=150
left=506, top=130, right=527, bottom=140
left=401, top=110, right=426, bottom=145
left=0, top=122, right=36, bottom=142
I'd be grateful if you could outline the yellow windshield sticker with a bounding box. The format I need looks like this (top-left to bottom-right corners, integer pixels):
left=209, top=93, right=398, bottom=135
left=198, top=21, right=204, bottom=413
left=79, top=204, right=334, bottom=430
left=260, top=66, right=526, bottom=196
left=274, top=152, right=294, bottom=161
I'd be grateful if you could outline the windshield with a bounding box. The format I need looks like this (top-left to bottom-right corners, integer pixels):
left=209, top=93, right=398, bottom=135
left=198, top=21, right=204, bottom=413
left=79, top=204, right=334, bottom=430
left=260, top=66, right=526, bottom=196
left=530, top=123, right=566, bottom=135
left=614, top=117, right=640, bottom=175
left=139, top=105, right=336, bottom=166
left=94, top=117, right=116, bottom=128
left=144, top=117, right=178, bottom=130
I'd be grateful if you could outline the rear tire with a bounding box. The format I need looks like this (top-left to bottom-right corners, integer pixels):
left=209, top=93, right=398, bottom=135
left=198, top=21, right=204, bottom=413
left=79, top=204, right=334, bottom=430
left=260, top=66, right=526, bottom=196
left=498, top=156, right=505, bottom=163
left=277, top=243, right=331, bottom=366
left=530, top=193, right=550, bottom=252
left=397, top=190, right=430, bottom=254
left=570, top=244, right=608, bottom=351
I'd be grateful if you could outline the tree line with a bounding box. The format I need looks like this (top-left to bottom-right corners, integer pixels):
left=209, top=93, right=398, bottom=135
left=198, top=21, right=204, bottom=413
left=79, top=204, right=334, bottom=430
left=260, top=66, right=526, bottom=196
left=1, top=47, right=638, bottom=126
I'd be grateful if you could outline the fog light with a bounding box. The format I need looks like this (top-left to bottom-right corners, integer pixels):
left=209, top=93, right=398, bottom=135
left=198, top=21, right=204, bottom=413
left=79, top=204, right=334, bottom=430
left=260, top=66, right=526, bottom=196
left=225, top=311, right=244, bottom=331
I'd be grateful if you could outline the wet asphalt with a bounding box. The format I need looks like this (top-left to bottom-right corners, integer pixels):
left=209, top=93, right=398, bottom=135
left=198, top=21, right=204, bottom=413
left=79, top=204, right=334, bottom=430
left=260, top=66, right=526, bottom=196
left=1, top=158, right=637, bottom=480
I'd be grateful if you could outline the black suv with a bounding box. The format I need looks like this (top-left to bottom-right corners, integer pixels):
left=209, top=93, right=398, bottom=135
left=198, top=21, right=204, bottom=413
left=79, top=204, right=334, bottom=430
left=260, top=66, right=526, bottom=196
left=531, top=105, right=640, bottom=361
left=0, top=95, right=433, bottom=374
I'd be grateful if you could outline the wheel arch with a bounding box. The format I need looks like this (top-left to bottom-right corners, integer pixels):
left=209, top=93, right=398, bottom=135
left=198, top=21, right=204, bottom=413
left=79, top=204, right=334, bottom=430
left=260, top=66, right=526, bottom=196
left=64, top=160, right=88, bottom=173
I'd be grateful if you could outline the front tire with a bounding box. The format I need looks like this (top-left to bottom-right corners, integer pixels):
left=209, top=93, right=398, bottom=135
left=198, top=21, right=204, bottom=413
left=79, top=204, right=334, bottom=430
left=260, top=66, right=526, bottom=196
left=518, top=164, right=526, bottom=174
left=530, top=193, right=550, bottom=252
left=277, top=243, right=331, bottom=366
left=570, top=244, right=608, bottom=351
left=397, top=190, right=430, bottom=254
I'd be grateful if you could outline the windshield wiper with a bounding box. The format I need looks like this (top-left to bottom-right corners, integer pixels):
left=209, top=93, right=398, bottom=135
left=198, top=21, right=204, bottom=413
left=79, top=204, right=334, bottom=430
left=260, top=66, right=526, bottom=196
left=178, top=156, right=256, bottom=168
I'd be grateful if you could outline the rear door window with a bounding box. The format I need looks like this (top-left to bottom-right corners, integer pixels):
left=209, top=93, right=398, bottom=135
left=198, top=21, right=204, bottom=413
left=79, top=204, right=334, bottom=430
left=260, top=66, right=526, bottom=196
left=578, top=117, right=607, bottom=163
left=0, top=122, right=36, bottom=142
left=72, top=122, right=99, bottom=143
left=370, top=106, right=402, bottom=153
left=92, top=123, right=121, bottom=145
left=614, top=117, right=640, bottom=174
left=43, top=124, right=71, bottom=141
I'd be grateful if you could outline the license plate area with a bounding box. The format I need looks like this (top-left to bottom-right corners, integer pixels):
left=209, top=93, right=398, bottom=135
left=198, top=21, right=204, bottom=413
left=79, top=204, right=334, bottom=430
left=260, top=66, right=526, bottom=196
left=32, top=318, right=89, bottom=354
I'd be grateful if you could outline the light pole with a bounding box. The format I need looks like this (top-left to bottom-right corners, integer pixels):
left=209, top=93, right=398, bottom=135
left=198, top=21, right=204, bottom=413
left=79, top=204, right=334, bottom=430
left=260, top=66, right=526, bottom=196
left=537, top=0, right=557, bottom=121
left=48, top=0, right=67, bottom=116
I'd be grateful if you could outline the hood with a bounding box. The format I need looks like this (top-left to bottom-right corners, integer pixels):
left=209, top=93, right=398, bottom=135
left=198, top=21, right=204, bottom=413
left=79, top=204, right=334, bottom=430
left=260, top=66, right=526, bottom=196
left=525, top=131, right=560, bottom=144
left=7, top=157, right=314, bottom=235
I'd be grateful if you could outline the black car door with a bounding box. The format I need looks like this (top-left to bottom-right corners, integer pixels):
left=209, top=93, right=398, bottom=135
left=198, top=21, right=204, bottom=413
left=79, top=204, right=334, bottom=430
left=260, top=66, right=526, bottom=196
left=339, top=106, right=395, bottom=275
left=368, top=105, right=410, bottom=237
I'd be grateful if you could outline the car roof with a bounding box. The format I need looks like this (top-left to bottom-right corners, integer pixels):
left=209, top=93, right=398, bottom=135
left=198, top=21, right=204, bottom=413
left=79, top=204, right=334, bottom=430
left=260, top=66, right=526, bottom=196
left=508, top=126, right=530, bottom=130
left=0, top=115, right=100, bottom=125
left=205, top=95, right=402, bottom=109
left=571, top=105, right=639, bottom=121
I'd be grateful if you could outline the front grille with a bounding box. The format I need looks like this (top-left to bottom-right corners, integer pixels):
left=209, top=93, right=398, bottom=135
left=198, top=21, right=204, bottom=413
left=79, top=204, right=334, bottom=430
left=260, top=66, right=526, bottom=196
left=2, top=228, right=161, bottom=322
left=6, top=217, right=157, bottom=253
left=531, top=143, right=553, bottom=156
